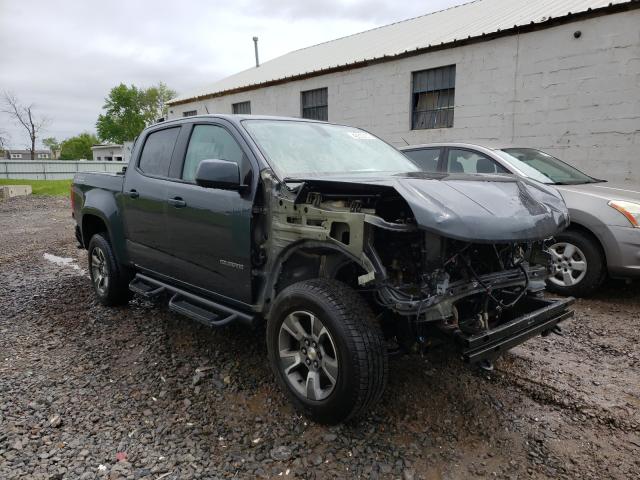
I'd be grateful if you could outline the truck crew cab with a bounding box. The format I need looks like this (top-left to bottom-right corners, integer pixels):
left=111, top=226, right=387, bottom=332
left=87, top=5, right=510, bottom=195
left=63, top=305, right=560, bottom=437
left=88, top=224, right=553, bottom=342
left=72, top=115, right=573, bottom=423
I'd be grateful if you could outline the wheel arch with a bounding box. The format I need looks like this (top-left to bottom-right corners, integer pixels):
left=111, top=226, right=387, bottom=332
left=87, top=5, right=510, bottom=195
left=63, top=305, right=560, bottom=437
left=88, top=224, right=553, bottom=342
left=564, top=221, right=608, bottom=268
left=81, top=212, right=109, bottom=246
left=260, top=239, right=376, bottom=318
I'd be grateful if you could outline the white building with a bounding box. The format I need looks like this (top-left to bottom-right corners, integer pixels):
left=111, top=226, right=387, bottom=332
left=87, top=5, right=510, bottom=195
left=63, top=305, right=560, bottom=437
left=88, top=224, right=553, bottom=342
left=167, top=0, right=640, bottom=184
left=91, top=142, right=133, bottom=162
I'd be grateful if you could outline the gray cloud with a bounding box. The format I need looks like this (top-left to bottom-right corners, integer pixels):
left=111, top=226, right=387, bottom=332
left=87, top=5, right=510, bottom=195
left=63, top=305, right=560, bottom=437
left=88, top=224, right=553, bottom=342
left=0, top=0, right=466, bottom=147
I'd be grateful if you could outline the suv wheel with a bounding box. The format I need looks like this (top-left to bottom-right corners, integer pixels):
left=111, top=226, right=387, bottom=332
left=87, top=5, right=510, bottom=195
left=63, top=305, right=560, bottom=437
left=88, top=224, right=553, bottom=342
left=546, top=229, right=605, bottom=297
left=267, top=279, right=388, bottom=424
left=88, top=233, right=132, bottom=306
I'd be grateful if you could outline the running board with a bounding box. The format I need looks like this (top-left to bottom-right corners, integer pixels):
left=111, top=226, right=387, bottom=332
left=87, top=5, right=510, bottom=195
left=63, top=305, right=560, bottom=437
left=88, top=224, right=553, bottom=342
left=129, top=273, right=255, bottom=327
left=129, top=277, right=165, bottom=299
left=169, top=294, right=238, bottom=328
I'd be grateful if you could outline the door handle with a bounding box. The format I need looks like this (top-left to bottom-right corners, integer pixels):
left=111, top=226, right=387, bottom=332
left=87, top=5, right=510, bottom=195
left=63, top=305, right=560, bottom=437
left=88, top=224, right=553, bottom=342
left=127, top=189, right=139, bottom=199
left=168, top=196, right=186, bottom=208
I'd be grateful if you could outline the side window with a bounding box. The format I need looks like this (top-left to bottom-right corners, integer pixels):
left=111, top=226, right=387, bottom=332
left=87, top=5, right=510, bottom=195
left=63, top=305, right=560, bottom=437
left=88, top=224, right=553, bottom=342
left=182, top=125, right=245, bottom=183
left=446, top=149, right=508, bottom=174
left=403, top=148, right=440, bottom=172
left=138, top=127, right=180, bottom=177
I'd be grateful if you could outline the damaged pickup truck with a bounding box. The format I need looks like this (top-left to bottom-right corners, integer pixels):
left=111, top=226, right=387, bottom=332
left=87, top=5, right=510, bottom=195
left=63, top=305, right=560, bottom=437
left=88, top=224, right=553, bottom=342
left=71, top=115, right=574, bottom=423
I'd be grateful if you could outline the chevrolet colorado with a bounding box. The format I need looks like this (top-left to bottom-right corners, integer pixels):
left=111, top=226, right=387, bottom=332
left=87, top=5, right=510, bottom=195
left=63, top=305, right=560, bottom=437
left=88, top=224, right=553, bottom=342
left=71, top=115, right=574, bottom=423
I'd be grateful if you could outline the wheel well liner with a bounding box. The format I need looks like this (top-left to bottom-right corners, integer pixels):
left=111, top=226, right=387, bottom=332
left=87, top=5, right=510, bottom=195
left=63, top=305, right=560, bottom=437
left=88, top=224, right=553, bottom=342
left=261, top=240, right=375, bottom=317
left=81, top=214, right=109, bottom=248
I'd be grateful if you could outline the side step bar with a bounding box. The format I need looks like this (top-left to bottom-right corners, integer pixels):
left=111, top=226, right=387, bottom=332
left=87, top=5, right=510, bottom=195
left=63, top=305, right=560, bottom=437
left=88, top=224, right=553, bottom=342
left=129, top=277, right=165, bottom=299
left=129, top=274, right=255, bottom=327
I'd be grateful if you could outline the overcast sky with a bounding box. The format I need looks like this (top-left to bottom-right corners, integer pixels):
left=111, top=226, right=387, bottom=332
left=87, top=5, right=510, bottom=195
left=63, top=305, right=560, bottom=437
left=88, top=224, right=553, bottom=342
left=0, top=0, right=467, bottom=149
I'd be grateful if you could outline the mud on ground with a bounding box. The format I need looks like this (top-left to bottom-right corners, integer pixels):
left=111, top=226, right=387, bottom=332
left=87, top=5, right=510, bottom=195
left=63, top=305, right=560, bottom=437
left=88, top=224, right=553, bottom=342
left=0, top=195, right=638, bottom=479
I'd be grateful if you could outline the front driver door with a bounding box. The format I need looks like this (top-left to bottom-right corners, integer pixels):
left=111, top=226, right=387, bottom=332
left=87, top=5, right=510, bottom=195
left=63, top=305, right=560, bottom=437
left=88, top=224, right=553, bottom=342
left=164, top=122, right=254, bottom=305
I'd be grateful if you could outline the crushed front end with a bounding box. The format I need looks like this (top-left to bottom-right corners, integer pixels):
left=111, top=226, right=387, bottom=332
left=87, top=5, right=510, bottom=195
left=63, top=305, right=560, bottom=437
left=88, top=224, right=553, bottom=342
left=258, top=172, right=574, bottom=365
left=369, top=231, right=574, bottom=363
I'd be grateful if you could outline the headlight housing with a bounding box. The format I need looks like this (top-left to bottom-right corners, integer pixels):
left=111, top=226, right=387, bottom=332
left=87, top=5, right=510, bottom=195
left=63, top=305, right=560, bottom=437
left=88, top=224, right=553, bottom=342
left=608, top=200, right=640, bottom=228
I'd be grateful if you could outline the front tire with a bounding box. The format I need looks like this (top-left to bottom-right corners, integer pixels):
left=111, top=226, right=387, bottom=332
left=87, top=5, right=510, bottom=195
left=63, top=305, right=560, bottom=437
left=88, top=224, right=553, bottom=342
left=267, top=279, right=388, bottom=424
left=88, top=233, right=132, bottom=306
left=546, top=229, right=605, bottom=297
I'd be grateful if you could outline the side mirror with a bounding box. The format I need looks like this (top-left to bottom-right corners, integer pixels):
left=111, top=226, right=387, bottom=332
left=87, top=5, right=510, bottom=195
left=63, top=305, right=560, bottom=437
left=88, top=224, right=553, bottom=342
left=195, top=159, right=241, bottom=190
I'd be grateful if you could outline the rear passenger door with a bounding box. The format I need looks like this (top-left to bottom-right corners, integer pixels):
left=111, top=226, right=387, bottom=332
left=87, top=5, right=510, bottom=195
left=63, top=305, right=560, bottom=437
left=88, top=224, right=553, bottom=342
left=163, top=121, right=255, bottom=305
left=444, top=148, right=509, bottom=174
left=403, top=147, right=442, bottom=172
left=122, top=126, right=181, bottom=272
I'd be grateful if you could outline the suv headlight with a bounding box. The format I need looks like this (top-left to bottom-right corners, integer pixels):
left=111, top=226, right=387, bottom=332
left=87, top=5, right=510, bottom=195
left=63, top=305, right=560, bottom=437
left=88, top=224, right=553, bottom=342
left=608, top=200, right=640, bottom=228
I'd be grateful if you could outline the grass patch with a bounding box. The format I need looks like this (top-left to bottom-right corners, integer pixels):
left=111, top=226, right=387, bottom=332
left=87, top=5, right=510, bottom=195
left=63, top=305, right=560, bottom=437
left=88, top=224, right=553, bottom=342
left=0, top=178, right=72, bottom=196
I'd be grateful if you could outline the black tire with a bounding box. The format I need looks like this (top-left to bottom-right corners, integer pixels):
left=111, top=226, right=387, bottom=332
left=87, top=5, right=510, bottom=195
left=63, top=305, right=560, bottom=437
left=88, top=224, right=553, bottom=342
left=87, top=233, right=132, bottom=306
left=267, top=278, right=388, bottom=424
left=545, top=229, right=606, bottom=297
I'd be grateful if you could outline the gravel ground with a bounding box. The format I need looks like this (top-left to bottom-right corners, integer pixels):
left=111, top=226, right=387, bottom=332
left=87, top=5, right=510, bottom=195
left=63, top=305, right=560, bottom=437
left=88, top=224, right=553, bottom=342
left=0, top=195, right=638, bottom=480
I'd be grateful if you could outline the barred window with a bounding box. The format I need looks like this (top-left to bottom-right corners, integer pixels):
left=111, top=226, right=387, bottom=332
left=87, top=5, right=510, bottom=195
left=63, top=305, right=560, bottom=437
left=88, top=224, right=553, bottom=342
left=301, top=88, right=328, bottom=121
left=232, top=101, right=251, bottom=114
left=411, top=65, right=455, bottom=130
left=182, top=110, right=197, bottom=117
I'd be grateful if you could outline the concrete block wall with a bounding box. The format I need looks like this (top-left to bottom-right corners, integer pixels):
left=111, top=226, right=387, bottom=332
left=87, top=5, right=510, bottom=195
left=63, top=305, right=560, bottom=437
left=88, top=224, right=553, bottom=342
left=169, top=9, right=640, bottom=184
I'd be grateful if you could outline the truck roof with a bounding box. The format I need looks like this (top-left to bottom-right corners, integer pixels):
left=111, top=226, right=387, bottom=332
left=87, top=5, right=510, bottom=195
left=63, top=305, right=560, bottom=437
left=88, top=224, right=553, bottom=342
left=154, top=114, right=326, bottom=129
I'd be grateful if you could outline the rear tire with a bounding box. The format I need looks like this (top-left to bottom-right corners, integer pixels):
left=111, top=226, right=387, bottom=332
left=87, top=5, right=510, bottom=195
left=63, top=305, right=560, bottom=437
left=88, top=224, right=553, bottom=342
left=546, top=229, right=605, bottom=297
left=267, top=279, right=388, bottom=424
left=87, top=233, right=132, bottom=306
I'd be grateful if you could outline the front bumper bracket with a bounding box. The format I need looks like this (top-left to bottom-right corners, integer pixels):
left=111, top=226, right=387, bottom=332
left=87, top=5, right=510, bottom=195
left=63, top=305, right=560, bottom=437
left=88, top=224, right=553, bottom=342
left=456, top=296, right=575, bottom=364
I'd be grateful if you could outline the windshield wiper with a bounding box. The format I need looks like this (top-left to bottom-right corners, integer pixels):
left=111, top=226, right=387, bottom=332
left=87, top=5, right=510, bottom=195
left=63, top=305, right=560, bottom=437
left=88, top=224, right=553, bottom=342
left=554, top=180, right=600, bottom=185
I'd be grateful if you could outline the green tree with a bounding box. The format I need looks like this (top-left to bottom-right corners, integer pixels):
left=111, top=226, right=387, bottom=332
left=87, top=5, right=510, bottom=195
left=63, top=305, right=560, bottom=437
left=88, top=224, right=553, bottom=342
left=42, top=137, right=60, bottom=159
left=96, top=84, right=146, bottom=144
left=141, top=82, right=176, bottom=124
left=96, top=82, right=176, bottom=143
left=59, top=132, right=98, bottom=160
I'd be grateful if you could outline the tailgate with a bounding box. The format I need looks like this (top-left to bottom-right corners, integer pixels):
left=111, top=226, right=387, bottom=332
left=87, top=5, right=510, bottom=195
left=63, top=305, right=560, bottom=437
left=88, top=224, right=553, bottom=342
left=456, top=296, right=574, bottom=364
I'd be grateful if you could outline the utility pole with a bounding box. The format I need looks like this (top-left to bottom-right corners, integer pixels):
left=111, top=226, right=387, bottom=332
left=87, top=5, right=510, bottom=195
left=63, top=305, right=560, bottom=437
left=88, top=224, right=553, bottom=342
left=253, top=36, right=260, bottom=67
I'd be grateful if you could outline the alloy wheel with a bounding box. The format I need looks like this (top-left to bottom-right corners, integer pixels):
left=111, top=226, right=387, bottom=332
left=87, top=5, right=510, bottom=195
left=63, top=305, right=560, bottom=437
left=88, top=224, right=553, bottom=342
left=90, top=246, right=110, bottom=296
left=277, top=310, right=339, bottom=401
left=548, top=242, right=587, bottom=287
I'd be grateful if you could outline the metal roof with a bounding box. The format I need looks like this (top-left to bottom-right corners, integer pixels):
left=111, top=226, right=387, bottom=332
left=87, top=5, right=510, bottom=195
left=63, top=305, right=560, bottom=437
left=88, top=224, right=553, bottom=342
left=170, top=0, right=636, bottom=105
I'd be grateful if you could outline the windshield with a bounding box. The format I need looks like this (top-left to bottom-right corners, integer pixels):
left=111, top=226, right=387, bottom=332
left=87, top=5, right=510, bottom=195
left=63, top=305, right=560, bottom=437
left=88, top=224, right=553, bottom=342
left=242, top=119, right=419, bottom=178
left=497, top=148, right=597, bottom=185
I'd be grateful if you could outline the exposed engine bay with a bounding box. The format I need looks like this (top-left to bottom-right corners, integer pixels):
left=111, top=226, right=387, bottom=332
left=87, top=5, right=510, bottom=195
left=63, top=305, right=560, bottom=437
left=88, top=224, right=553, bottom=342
left=253, top=171, right=572, bottom=362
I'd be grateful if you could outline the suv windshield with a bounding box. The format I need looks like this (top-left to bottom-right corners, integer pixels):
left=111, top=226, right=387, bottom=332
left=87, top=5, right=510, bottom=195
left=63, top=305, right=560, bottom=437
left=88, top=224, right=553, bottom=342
left=497, top=148, right=598, bottom=185
left=242, top=119, right=419, bottom=178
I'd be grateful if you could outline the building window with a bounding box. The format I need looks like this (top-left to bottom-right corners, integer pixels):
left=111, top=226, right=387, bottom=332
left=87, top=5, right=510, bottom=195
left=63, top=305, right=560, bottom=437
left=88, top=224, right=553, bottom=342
left=10, top=153, right=22, bottom=159
left=183, top=110, right=197, bottom=117
left=115, top=156, right=123, bottom=161
left=232, top=101, right=251, bottom=114
left=96, top=156, right=101, bottom=160
left=411, top=65, right=455, bottom=130
left=301, top=88, right=328, bottom=121
left=104, top=156, right=113, bottom=161
left=37, top=153, right=49, bottom=159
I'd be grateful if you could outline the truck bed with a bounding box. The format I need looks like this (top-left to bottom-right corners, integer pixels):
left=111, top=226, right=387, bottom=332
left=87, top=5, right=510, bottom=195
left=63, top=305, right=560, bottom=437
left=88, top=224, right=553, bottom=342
left=73, top=171, right=125, bottom=193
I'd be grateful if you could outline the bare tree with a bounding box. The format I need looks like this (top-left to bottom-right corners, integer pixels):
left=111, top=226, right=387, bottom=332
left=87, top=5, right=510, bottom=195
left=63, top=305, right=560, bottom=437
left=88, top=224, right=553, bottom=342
left=1, top=92, right=49, bottom=160
left=0, top=127, right=9, bottom=153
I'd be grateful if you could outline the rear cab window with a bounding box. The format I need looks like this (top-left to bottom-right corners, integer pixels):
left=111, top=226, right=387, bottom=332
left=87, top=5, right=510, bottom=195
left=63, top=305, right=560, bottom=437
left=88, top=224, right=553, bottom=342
left=138, top=127, right=181, bottom=177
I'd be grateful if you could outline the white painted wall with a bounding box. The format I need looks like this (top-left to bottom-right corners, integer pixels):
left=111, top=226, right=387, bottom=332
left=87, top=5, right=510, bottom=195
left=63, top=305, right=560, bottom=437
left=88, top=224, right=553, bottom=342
left=169, top=10, right=640, bottom=184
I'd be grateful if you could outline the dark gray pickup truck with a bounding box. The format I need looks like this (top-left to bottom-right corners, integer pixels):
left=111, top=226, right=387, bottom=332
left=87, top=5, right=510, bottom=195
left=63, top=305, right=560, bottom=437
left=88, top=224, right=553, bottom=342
left=72, top=115, right=574, bottom=423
